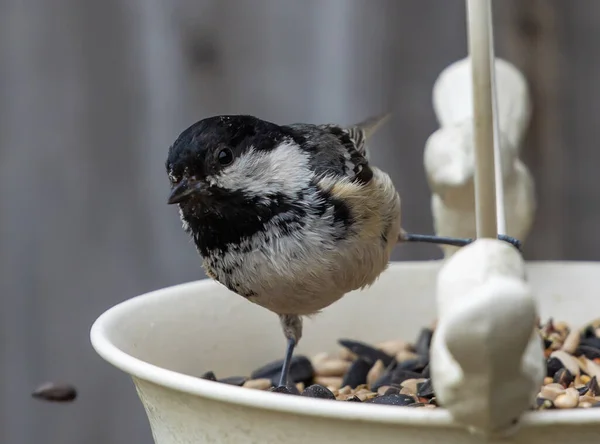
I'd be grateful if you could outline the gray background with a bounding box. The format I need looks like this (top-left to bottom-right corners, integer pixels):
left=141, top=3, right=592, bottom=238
left=0, top=1, right=596, bottom=443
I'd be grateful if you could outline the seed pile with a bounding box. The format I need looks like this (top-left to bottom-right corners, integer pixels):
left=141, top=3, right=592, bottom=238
left=201, top=318, right=600, bottom=409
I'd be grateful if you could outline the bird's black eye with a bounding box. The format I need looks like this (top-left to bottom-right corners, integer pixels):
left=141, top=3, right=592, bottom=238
left=217, top=148, right=234, bottom=166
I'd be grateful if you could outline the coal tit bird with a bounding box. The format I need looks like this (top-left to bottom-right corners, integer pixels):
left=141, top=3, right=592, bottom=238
left=165, top=114, right=521, bottom=388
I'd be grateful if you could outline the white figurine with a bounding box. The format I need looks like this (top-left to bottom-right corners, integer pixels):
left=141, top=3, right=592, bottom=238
left=432, top=57, right=531, bottom=150
left=424, top=57, right=536, bottom=257
left=430, top=239, right=545, bottom=438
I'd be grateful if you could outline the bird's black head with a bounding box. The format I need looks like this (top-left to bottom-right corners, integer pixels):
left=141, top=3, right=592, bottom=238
left=165, top=115, right=312, bottom=253
left=167, top=115, right=281, bottom=201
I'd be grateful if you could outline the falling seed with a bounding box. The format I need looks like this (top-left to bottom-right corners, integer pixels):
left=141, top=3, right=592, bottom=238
left=32, top=383, right=77, bottom=403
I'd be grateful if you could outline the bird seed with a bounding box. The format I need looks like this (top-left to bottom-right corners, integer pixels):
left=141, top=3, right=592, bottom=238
left=199, top=317, right=600, bottom=409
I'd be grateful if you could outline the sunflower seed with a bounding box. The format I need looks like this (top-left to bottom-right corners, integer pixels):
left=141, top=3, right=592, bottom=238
left=341, top=357, right=372, bottom=389
left=367, top=359, right=385, bottom=388
left=270, top=385, right=300, bottom=395
left=371, top=367, right=422, bottom=392
left=314, top=376, right=342, bottom=390
left=313, top=358, right=351, bottom=377
left=251, top=355, right=314, bottom=386
left=561, top=329, right=580, bottom=354
left=32, top=383, right=77, bottom=403
left=413, top=328, right=433, bottom=357
left=553, top=368, right=574, bottom=388
left=576, top=345, right=600, bottom=360
left=338, top=339, right=394, bottom=366
left=417, top=379, right=435, bottom=399
left=242, top=378, right=272, bottom=390
left=554, top=388, right=579, bottom=409
left=367, top=393, right=415, bottom=406
left=588, top=376, right=600, bottom=396
left=550, top=350, right=581, bottom=376
left=218, top=376, right=247, bottom=386
left=301, top=384, right=336, bottom=400
left=376, top=339, right=408, bottom=357
left=200, top=371, right=217, bottom=381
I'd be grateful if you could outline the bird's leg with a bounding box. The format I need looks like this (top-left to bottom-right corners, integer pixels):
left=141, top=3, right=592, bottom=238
left=278, top=314, right=303, bottom=388
left=399, top=231, right=522, bottom=252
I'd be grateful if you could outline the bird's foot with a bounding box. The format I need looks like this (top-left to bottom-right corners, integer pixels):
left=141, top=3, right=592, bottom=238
left=400, top=233, right=522, bottom=252
left=277, top=336, right=297, bottom=388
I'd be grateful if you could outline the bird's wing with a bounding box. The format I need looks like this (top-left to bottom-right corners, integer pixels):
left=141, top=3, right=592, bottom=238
left=315, top=112, right=391, bottom=184
left=318, top=112, right=391, bottom=159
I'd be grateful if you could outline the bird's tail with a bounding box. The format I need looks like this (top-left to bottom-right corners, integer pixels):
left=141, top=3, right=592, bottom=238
left=356, top=112, right=392, bottom=139
left=349, top=112, right=392, bottom=159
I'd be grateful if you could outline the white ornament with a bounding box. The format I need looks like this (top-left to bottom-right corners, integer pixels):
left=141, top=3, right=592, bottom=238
left=430, top=238, right=545, bottom=438
left=424, top=57, right=536, bottom=257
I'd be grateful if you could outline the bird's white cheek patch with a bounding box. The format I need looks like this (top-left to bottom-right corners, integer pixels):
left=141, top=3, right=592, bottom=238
left=208, top=141, right=313, bottom=197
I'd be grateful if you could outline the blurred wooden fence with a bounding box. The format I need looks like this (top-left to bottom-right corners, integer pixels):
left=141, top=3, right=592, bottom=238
left=1, top=1, right=598, bottom=443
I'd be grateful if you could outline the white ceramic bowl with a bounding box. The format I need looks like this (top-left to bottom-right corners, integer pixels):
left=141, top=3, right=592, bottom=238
left=91, top=261, right=600, bottom=444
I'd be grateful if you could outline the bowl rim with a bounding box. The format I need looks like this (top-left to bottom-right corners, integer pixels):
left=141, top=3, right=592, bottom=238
left=90, top=260, right=600, bottom=429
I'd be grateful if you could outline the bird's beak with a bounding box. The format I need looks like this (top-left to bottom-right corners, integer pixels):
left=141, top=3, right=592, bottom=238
left=167, top=178, right=205, bottom=205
